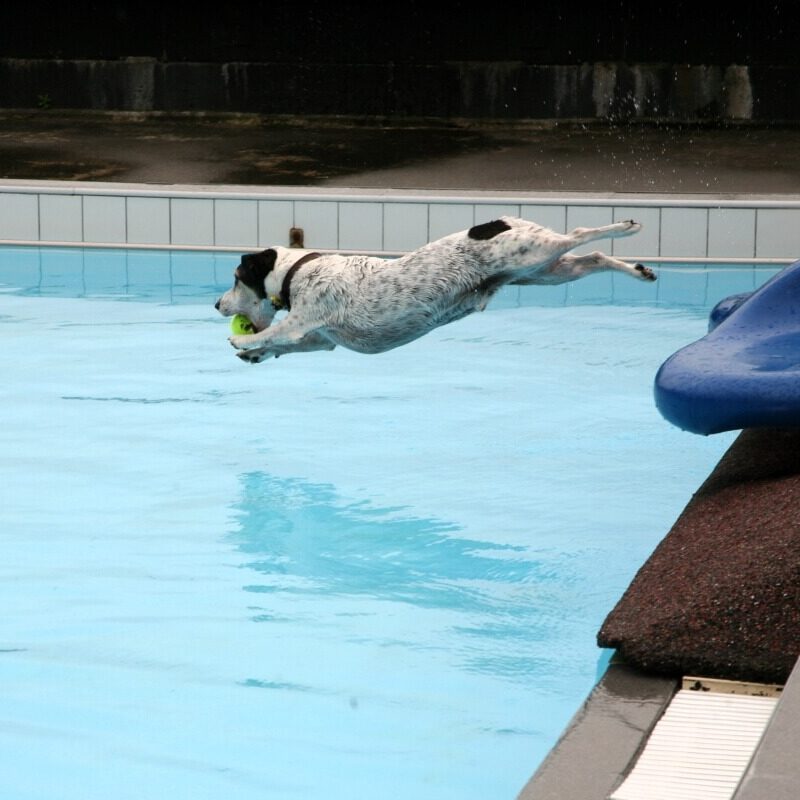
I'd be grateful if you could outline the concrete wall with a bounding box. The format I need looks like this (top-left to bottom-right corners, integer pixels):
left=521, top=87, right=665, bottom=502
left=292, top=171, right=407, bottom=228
left=2, top=59, right=798, bottom=122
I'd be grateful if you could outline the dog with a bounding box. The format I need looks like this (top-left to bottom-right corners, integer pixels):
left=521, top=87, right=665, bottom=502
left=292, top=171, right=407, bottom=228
left=215, top=216, right=655, bottom=364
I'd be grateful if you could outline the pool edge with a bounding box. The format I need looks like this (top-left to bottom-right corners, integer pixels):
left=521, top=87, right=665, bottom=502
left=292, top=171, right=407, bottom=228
left=519, top=425, right=800, bottom=799
left=515, top=657, right=676, bottom=800
left=517, top=653, right=800, bottom=800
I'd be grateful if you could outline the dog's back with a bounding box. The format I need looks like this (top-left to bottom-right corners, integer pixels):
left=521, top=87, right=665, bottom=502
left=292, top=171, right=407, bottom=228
left=289, top=227, right=511, bottom=351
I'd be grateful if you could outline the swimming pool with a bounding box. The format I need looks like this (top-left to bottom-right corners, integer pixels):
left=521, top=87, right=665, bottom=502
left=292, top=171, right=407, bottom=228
left=0, top=246, right=759, bottom=799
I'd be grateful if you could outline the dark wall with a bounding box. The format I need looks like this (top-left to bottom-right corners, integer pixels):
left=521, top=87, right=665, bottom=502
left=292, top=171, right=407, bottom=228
left=2, top=3, right=797, bottom=121
left=1, top=2, right=797, bottom=65
left=3, top=58, right=796, bottom=122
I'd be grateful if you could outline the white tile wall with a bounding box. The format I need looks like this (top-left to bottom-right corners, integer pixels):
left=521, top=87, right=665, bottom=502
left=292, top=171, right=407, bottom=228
left=258, top=200, right=294, bottom=248
left=429, top=204, right=475, bottom=240
left=475, top=204, right=521, bottom=223
left=708, top=208, right=756, bottom=258
left=83, top=195, right=126, bottom=243
left=127, top=197, right=170, bottom=244
left=613, top=206, right=660, bottom=256
left=756, top=208, right=800, bottom=260
left=383, top=203, right=429, bottom=251
left=0, top=193, right=39, bottom=240
left=295, top=200, right=338, bottom=249
left=520, top=204, right=566, bottom=231
left=171, top=198, right=215, bottom=246
left=661, top=207, right=708, bottom=257
left=214, top=199, right=258, bottom=247
left=339, top=202, right=382, bottom=251
left=1, top=184, right=799, bottom=265
left=40, top=195, right=82, bottom=242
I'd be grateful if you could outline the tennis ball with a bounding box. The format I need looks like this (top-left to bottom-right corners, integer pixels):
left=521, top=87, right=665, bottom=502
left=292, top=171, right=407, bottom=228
left=231, top=314, right=256, bottom=335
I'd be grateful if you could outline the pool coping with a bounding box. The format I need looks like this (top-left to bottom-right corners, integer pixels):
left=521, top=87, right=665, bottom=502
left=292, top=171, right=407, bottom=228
left=516, top=654, right=800, bottom=800
left=516, top=657, right=677, bottom=800
left=5, top=177, right=800, bottom=204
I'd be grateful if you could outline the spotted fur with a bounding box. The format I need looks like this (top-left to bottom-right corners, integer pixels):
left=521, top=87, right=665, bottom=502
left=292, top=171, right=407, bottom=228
left=215, top=216, right=655, bottom=364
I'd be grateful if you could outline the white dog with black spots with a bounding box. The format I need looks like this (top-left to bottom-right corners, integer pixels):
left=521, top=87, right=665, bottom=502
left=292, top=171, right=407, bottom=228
left=215, top=216, right=655, bottom=364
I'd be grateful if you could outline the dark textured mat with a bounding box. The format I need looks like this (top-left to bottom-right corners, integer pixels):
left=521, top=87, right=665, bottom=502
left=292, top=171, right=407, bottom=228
left=598, top=427, right=800, bottom=684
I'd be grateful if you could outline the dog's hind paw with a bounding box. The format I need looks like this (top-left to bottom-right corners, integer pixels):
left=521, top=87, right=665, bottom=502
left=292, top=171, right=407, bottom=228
left=635, top=263, right=657, bottom=281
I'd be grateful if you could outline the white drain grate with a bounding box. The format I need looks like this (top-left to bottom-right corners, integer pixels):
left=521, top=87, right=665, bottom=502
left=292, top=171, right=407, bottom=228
left=609, top=682, right=779, bottom=800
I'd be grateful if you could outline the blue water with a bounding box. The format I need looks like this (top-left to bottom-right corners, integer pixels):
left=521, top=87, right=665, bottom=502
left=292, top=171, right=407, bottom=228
left=0, top=247, right=756, bottom=799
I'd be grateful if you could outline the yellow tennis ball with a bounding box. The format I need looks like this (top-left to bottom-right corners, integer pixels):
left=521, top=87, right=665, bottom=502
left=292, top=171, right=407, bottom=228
left=231, top=314, right=256, bottom=335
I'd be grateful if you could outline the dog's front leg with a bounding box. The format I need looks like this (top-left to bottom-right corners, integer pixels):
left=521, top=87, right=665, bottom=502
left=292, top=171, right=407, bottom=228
left=236, top=333, right=336, bottom=363
left=229, top=316, right=294, bottom=351
left=229, top=331, right=270, bottom=351
left=230, top=317, right=334, bottom=363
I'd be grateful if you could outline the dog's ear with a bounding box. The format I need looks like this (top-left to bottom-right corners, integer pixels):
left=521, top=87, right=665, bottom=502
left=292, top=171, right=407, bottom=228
left=468, top=219, right=511, bottom=240
left=237, top=249, right=278, bottom=299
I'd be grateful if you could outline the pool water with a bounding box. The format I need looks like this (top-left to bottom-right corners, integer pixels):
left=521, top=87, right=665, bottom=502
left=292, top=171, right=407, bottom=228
left=0, top=247, right=748, bottom=799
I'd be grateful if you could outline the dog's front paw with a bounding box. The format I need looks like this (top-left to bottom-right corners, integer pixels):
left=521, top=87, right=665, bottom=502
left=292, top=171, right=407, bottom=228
left=236, top=347, right=274, bottom=364
left=635, top=263, right=657, bottom=281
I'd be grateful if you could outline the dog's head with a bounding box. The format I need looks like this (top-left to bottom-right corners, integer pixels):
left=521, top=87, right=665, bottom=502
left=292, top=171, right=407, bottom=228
left=215, top=249, right=280, bottom=332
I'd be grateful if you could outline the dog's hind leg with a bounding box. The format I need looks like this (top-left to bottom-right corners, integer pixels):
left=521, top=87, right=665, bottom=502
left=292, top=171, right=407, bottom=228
left=512, top=251, right=656, bottom=285
left=562, top=219, right=642, bottom=247
left=482, top=217, right=643, bottom=271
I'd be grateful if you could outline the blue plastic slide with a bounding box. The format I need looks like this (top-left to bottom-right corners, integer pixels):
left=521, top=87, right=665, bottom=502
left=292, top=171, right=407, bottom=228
left=654, top=259, right=800, bottom=435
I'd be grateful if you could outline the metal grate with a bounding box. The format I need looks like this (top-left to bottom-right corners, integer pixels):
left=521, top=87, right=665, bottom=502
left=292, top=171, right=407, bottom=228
left=609, top=683, right=779, bottom=800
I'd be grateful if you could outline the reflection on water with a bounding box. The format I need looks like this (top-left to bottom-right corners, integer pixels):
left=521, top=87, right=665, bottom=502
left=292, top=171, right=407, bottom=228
left=227, top=471, right=579, bottom=684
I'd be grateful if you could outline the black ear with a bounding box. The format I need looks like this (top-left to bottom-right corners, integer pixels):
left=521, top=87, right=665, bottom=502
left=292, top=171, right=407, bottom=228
left=468, top=219, right=511, bottom=240
left=237, top=249, right=278, bottom=299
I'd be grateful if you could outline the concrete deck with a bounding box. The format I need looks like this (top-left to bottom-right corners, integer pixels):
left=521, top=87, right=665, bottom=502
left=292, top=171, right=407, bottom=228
left=2, top=110, right=800, bottom=196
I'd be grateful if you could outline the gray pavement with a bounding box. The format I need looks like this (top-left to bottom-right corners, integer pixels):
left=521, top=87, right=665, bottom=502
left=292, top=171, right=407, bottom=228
left=2, top=110, right=800, bottom=194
